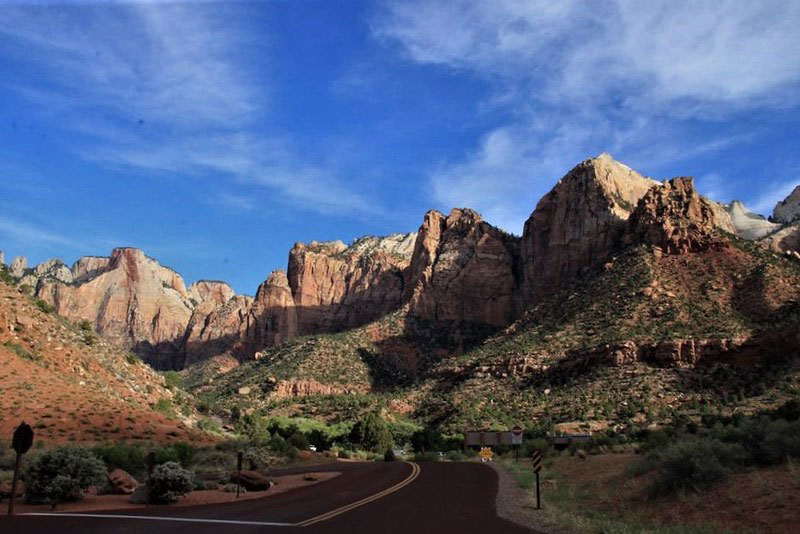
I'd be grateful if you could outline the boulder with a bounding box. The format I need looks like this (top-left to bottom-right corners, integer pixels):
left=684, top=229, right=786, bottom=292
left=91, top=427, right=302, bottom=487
left=108, top=468, right=138, bottom=495
left=129, top=484, right=149, bottom=504
left=231, top=470, right=273, bottom=492
left=0, top=479, right=24, bottom=498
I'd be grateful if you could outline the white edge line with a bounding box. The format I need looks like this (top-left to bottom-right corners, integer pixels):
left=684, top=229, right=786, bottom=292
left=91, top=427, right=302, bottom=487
left=22, top=512, right=294, bottom=527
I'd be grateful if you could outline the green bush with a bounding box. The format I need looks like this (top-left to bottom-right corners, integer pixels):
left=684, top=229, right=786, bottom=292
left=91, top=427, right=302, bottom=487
left=34, top=298, right=55, bottom=314
left=646, top=436, right=746, bottom=496
left=91, top=442, right=147, bottom=476
left=350, top=413, right=392, bottom=453
left=148, top=461, right=194, bottom=504
left=288, top=432, right=309, bottom=450
left=163, top=371, right=182, bottom=390
left=25, top=445, right=106, bottom=506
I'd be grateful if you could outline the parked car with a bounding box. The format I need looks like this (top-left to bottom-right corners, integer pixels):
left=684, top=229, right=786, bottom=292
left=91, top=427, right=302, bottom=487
left=309, top=445, right=317, bottom=452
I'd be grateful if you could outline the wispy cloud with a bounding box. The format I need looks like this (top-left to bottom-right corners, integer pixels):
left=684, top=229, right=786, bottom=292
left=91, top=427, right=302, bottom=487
left=0, top=216, right=83, bottom=250
left=374, top=0, right=800, bottom=230
left=0, top=2, right=371, bottom=215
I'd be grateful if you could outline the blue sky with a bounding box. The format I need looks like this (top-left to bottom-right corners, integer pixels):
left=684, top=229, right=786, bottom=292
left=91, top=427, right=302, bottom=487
left=1, top=0, right=799, bottom=294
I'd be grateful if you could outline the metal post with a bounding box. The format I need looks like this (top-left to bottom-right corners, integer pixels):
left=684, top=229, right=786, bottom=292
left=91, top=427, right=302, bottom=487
left=536, top=472, right=541, bottom=510
left=236, top=451, right=243, bottom=498
left=7, top=452, right=21, bottom=516
left=146, top=451, right=155, bottom=508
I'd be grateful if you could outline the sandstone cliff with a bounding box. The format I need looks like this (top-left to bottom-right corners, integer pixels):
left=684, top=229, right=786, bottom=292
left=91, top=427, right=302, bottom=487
left=288, top=234, right=415, bottom=335
left=405, top=208, right=520, bottom=326
left=521, top=154, right=658, bottom=302
left=37, top=248, right=194, bottom=369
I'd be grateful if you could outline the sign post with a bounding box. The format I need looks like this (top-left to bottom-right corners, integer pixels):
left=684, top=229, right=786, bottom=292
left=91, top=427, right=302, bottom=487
left=511, top=425, right=523, bottom=460
left=236, top=451, right=243, bottom=498
left=532, top=450, right=542, bottom=510
left=146, top=450, right=155, bottom=508
left=8, top=421, right=34, bottom=516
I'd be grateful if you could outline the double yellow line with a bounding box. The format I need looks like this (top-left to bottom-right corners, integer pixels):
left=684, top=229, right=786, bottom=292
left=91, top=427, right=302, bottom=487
left=296, top=462, right=421, bottom=527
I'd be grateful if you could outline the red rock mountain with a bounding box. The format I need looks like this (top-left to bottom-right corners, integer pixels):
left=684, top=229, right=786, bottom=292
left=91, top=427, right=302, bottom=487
left=5, top=154, right=796, bottom=370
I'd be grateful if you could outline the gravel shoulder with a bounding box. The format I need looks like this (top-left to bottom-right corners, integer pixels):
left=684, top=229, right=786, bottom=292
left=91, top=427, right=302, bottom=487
left=489, top=460, right=566, bottom=534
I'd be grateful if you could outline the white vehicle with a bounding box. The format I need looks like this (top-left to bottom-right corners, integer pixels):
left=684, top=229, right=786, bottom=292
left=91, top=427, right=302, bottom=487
left=309, top=445, right=317, bottom=452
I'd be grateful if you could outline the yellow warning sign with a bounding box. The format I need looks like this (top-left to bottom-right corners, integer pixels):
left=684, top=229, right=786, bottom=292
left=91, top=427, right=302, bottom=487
left=479, top=447, right=493, bottom=462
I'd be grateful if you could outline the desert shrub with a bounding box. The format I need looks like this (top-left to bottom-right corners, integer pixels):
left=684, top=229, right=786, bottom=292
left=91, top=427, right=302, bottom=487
left=267, top=434, right=288, bottom=454
left=645, top=436, right=746, bottom=496
left=25, top=445, right=106, bottom=506
left=34, top=298, right=54, bottom=313
left=92, top=442, right=147, bottom=476
left=384, top=449, right=396, bottom=462
left=307, top=428, right=332, bottom=451
left=236, top=413, right=271, bottom=442
left=78, top=319, right=92, bottom=332
left=163, top=371, right=182, bottom=390
left=125, top=353, right=139, bottom=365
left=413, top=451, right=440, bottom=462
left=288, top=432, right=309, bottom=450
left=242, top=447, right=272, bottom=470
left=148, top=461, right=194, bottom=504
left=350, top=413, right=392, bottom=453
left=445, top=450, right=464, bottom=462
left=197, top=417, right=222, bottom=433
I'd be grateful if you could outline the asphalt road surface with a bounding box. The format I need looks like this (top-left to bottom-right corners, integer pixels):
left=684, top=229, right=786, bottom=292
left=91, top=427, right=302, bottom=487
left=1, top=461, right=533, bottom=533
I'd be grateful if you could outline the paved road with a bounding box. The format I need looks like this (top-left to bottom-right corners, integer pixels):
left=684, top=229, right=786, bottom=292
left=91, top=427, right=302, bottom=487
left=1, top=461, right=532, bottom=533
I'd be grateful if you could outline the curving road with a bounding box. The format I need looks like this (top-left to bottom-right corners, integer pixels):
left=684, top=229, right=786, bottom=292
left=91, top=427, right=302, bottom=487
left=2, top=461, right=533, bottom=533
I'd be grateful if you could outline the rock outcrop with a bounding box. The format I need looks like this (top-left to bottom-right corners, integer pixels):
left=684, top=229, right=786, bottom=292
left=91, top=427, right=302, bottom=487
left=405, top=208, right=520, bottom=326
left=0, top=250, right=4, bottom=266
left=188, top=280, right=235, bottom=306
left=724, top=200, right=780, bottom=240
left=37, top=248, right=194, bottom=369
left=521, top=154, right=658, bottom=301
left=71, top=256, right=111, bottom=282
left=761, top=222, right=800, bottom=255
left=625, top=177, right=722, bottom=254
left=34, top=258, right=74, bottom=284
left=288, top=234, right=415, bottom=335
left=10, top=256, right=26, bottom=278
left=238, top=270, right=297, bottom=354
left=773, top=185, right=800, bottom=224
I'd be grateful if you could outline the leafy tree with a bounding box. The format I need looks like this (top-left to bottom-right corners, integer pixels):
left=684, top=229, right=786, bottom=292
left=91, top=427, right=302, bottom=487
left=350, top=413, right=392, bottom=453
left=410, top=427, right=443, bottom=453
left=25, top=445, right=107, bottom=507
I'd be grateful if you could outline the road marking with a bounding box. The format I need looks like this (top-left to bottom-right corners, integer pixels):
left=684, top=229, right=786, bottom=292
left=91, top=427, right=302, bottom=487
left=23, top=512, right=294, bottom=527
left=296, top=461, right=421, bottom=527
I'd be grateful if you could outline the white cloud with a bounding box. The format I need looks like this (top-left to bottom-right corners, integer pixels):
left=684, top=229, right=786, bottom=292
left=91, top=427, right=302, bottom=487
left=0, top=216, right=83, bottom=250
left=375, top=0, right=800, bottom=227
left=0, top=2, right=371, bottom=216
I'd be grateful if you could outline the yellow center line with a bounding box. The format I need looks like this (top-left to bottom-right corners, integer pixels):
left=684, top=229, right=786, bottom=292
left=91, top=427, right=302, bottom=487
left=296, top=462, right=421, bottom=527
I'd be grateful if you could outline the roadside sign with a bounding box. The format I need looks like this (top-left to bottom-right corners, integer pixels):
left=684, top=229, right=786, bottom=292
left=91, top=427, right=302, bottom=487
left=511, top=425, right=523, bottom=446
left=12, top=422, right=33, bottom=455
left=8, top=422, right=34, bottom=516
left=479, top=447, right=493, bottom=462
left=531, top=450, right=542, bottom=473
left=531, top=450, right=543, bottom=510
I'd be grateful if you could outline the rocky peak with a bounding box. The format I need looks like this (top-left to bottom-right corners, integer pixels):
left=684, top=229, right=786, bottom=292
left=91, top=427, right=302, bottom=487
left=35, top=247, right=194, bottom=369
left=33, top=258, right=73, bottom=284
left=724, top=200, right=780, bottom=240
left=71, top=256, right=111, bottom=283
left=625, top=177, right=722, bottom=254
left=10, top=256, right=27, bottom=278
left=774, top=185, right=800, bottom=224
left=188, top=280, right=235, bottom=306
left=521, top=153, right=658, bottom=302
left=406, top=208, right=520, bottom=326
left=0, top=250, right=4, bottom=266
